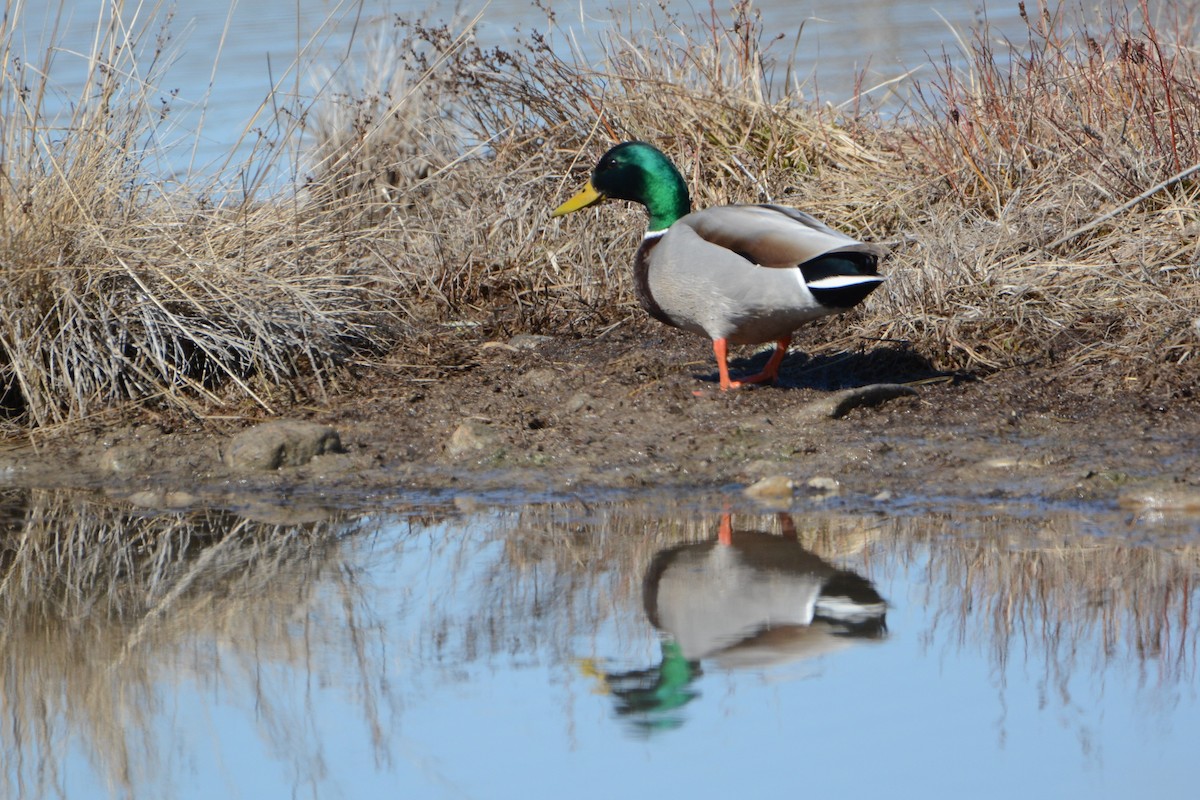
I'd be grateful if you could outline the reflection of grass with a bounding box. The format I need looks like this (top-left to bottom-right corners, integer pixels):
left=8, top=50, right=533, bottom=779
left=0, top=488, right=374, bottom=799
left=480, top=504, right=1198, bottom=690
left=915, top=518, right=1200, bottom=683
left=2, top=2, right=1198, bottom=430
left=453, top=509, right=892, bottom=670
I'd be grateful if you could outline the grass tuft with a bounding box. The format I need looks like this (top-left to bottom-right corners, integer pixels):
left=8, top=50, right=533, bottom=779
left=0, top=1, right=407, bottom=428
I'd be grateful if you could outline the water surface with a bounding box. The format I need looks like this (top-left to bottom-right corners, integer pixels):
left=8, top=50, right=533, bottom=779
left=2, top=487, right=1197, bottom=798
left=15, top=0, right=1031, bottom=178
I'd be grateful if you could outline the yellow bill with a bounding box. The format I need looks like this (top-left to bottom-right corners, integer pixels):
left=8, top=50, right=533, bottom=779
left=551, top=180, right=606, bottom=217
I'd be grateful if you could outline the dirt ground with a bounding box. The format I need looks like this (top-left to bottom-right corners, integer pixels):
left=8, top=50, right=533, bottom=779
left=2, top=325, right=1198, bottom=516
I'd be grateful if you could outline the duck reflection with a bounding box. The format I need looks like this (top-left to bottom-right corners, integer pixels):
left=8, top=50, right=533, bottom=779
left=585, top=513, right=887, bottom=734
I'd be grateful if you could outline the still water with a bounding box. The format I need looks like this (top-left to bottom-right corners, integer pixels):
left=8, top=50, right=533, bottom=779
left=1, top=488, right=1197, bottom=798
left=13, top=0, right=1031, bottom=178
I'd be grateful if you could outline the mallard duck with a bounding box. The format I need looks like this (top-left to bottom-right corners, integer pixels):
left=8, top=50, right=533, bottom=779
left=552, top=141, right=885, bottom=390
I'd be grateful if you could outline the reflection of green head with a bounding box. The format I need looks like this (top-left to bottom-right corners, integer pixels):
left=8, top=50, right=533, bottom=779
left=607, top=640, right=701, bottom=736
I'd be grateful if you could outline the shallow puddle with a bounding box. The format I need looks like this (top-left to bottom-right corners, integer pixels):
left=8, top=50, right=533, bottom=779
left=1, top=488, right=1197, bottom=798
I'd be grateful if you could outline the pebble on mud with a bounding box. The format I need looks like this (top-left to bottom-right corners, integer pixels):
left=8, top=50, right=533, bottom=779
left=743, top=474, right=795, bottom=500
left=520, top=368, right=560, bottom=390
left=444, top=419, right=504, bottom=459
left=224, top=420, right=344, bottom=471
left=98, top=443, right=159, bottom=475
left=795, top=383, right=919, bottom=421
left=806, top=476, right=841, bottom=495
left=980, top=455, right=1046, bottom=469
left=563, top=392, right=596, bottom=413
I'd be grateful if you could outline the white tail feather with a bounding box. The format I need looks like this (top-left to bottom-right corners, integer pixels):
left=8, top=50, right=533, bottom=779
left=805, top=274, right=886, bottom=289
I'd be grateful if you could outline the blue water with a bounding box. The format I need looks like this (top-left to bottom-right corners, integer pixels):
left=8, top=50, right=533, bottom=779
left=9, top=494, right=1195, bottom=799
left=12, top=0, right=1030, bottom=182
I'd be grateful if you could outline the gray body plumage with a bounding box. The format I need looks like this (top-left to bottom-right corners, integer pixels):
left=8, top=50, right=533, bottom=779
left=635, top=204, right=885, bottom=344
left=644, top=531, right=887, bottom=669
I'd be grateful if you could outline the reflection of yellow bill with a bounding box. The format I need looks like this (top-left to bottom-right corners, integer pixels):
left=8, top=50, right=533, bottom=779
left=575, top=658, right=611, bottom=694
left=551, top=180, right=605, bottom=217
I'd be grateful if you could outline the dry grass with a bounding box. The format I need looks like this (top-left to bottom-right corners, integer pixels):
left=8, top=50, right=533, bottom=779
left=892, top=0, right=1200, bottom=378
left=0, top=1, right=409, bottom=429
left=2, top=0, right=1198, bottom=432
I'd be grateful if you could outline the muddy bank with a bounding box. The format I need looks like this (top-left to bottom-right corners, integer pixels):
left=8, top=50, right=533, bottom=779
left=1, top=331, right=1197, bottom=515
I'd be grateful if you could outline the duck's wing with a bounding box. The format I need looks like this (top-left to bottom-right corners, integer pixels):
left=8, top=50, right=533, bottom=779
left=679, top=204, right=883, bottom=269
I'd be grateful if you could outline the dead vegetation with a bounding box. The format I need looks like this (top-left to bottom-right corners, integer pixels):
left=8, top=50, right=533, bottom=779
left=894, top=0, right=1200, bottom=381
left=1, top=0, right=1198, bottom=432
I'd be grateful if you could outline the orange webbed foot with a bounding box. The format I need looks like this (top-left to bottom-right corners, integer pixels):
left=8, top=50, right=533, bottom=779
left=711, top=337, right=791, bottom=391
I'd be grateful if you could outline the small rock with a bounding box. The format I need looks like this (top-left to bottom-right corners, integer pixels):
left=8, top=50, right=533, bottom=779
left=225, top=420, right=343, bottom=471
left=521, top=368, right=560, bottom=389
left=796, top=383, right=919, bottom=420
left=980, top=456, right=1043, bottom=469
left=980, top=456, right=1018, bottom=469
left=806, top=476, right=841, bottom=494
left=872, top=489, right=894, bottom=502
left=98, top=444, right=156, bottom=475
left=744, top=474, right=795, bottom=500
left=445, top=419, right=503, bottom=459
left=123, top=489, right=200, bottom=509
left=563, top=392, right=596, bottom=413
left=508, top=334, right=553, bottom=350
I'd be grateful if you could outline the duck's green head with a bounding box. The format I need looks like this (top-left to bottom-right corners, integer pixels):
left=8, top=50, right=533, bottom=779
left=552, top=141, right=692, bottom=232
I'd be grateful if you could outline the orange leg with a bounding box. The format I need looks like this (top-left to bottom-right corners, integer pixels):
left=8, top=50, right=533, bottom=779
left=719, top=512, right=734, bottom=546
left=712, top=338, right=737, bottom=390
left=778, top=513, right=797, bottom=541
left=711, top=337, right=791, bottom=390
